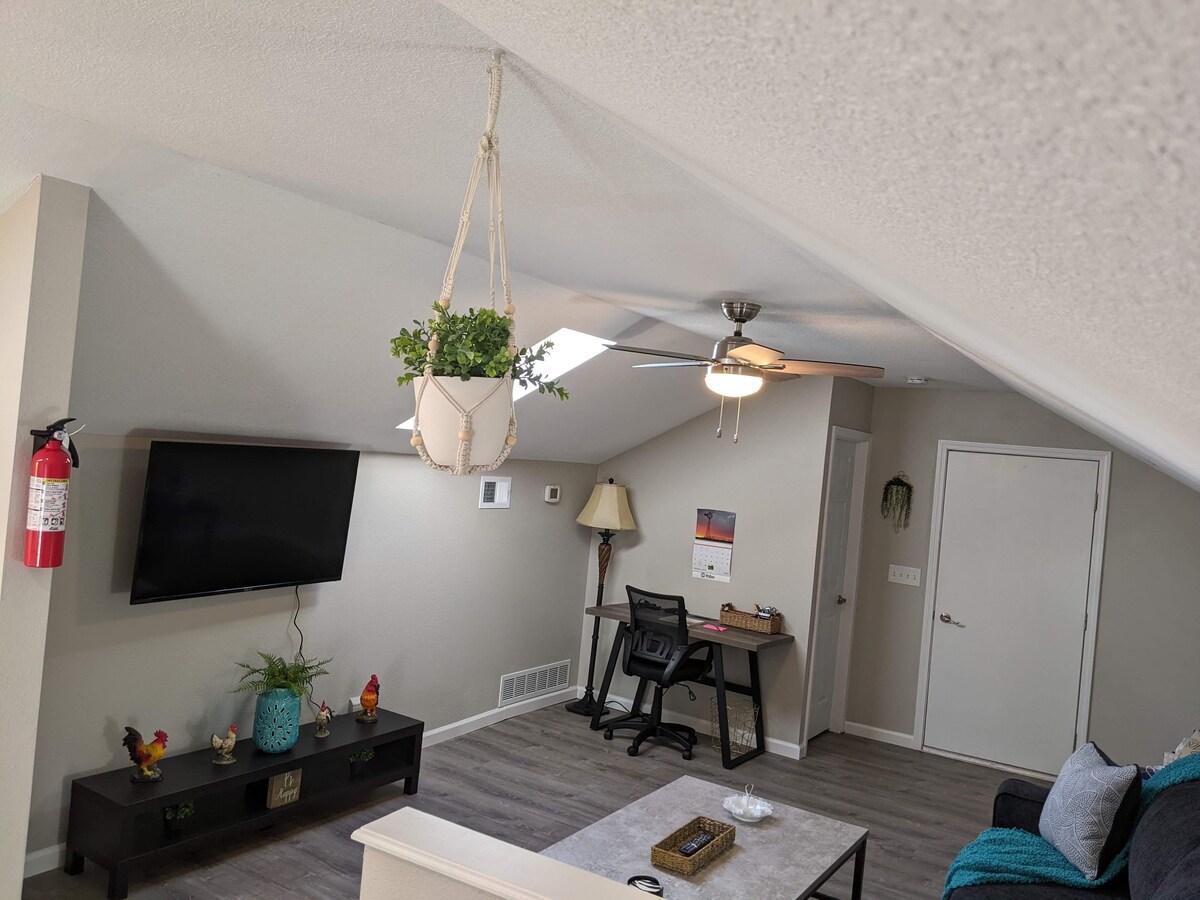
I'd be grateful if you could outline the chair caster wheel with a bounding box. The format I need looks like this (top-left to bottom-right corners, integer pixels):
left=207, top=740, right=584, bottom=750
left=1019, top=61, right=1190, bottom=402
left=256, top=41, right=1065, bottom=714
left=682, top=750, right=693, bottom=760
left=627, top=745, right=639, bottom=757
left=603, top=730, right=613, bottom=740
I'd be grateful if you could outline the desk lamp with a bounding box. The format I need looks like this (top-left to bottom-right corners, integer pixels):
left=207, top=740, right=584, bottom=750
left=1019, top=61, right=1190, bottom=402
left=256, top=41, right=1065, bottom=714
left=566, top=477, right=637, bottom=718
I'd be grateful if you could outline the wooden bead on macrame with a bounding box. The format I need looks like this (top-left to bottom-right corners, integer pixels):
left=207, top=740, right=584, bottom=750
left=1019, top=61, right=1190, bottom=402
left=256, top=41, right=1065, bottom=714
left=428, top=338, right=440, bottom=352
left=458, top=430, right=472, bottom=441
left=505, top=435, right=517, bottom=447
left=508, top=345, right=517, bottom=356
left=410, top=435, right=424, bottom=447
left=503, top=303, right=515, bottom=316
left=438, top=298, right=451, bottom=310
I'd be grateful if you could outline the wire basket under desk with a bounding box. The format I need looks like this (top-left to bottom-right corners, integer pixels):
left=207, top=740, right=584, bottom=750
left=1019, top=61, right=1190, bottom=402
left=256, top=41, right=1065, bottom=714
left=709, top=696, right=759, bottom=759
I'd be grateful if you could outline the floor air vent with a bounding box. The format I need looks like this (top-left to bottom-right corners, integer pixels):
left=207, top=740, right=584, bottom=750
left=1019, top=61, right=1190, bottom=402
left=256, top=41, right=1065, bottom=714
left=499, top=659, right=570, bottom=707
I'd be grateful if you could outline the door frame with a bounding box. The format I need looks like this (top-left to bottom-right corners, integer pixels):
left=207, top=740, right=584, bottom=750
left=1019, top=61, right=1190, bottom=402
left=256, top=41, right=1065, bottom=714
left=913, top=440, right=1111, bottom=755
left=803, top=426, right=872, bottom=751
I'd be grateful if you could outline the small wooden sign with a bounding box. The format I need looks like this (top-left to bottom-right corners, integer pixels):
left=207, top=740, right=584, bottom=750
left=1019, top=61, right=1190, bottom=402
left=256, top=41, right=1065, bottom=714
left=266, top=769, right=302, bottom=809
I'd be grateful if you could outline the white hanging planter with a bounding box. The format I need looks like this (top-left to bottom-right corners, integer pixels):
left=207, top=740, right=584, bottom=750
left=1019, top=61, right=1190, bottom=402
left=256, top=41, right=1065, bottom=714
left=412, top=376, right=514, bottom=473
left=392, top=52, right=564, bottom=475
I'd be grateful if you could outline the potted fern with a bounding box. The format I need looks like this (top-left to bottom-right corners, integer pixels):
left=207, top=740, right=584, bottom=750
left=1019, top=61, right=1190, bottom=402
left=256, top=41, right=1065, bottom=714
left=391, top=305, right=568, bottom=472
left=235, top=652, right=331, bottom=753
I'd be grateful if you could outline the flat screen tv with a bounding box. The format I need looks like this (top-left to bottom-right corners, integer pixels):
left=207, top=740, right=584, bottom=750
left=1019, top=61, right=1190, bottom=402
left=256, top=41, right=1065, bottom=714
left=130, top=441, right=360, bottom=604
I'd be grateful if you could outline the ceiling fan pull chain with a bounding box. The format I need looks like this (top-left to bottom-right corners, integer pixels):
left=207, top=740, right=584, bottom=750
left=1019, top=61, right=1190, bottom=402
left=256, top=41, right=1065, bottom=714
left=733, top=396, right=743, bottom=444
left=716, top=395, right=725, bottom=438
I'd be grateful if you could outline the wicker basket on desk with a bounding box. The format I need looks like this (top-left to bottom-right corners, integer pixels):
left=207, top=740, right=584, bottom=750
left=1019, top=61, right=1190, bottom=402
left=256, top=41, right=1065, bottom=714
left=719, top=603, right=782, bottom=634
left=650, top=816, right=735, bottom=876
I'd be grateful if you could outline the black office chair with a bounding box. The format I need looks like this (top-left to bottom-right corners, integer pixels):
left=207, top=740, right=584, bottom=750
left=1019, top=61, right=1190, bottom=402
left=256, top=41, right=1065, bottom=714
left=601, top=586, right=714, bottom=759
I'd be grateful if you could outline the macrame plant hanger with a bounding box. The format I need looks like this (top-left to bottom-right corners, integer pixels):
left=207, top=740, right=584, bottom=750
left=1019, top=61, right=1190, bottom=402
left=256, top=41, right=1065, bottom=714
left=411, top=50, right=518, bottom=476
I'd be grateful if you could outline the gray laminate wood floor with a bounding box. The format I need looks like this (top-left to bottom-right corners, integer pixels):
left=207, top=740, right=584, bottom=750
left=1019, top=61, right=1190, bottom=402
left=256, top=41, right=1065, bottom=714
left=24, top=704, right=1021, bottom=899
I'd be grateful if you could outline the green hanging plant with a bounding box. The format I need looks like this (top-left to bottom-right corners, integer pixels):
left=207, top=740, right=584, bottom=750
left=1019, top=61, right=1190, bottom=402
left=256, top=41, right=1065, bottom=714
left=390, top=304, right=568, bottom=399
left=881, top=472, right=913, bottom=532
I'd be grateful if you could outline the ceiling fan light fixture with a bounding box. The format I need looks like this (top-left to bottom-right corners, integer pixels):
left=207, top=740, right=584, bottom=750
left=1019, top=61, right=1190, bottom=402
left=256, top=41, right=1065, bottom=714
left=705, top=364, right=764, bottom=398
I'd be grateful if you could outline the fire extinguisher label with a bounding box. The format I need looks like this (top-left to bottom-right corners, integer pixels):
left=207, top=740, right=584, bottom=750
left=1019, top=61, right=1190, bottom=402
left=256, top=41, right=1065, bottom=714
left=27, top=476, right=69, bottom=532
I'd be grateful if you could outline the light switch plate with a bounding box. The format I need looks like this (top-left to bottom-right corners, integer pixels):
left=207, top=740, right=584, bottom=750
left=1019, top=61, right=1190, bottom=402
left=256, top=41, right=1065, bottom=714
left=888, top=564, right=921, bottom=587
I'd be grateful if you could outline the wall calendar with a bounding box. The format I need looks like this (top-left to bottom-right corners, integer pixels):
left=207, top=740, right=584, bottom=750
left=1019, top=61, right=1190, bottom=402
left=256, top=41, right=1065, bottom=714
left=692, top=508, right=736, bottom=582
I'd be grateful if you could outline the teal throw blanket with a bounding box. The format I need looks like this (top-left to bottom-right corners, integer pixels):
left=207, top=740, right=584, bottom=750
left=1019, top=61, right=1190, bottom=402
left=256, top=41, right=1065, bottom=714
left=943, top=752, right=1200, bottom=898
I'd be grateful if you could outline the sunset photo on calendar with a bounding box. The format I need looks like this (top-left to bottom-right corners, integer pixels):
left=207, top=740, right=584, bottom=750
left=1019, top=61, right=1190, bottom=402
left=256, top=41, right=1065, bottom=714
left=694, top=508, right=736, bottom=544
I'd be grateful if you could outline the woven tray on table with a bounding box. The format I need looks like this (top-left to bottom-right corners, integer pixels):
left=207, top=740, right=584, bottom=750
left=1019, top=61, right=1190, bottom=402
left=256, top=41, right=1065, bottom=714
left=650, top=816, right=735, bottom=876
left=719, top=602, right=782, bottom=634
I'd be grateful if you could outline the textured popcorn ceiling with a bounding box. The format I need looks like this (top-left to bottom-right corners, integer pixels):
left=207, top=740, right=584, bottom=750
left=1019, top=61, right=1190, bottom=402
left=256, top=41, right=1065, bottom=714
left=439, top=0, right=1200, bottom=487
left=2, top=2, right=1194, bottom=475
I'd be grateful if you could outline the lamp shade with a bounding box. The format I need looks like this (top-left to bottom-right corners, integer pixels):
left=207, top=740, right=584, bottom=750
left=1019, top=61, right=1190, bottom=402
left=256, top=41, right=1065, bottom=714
left=576, top=482, right=637, bottom=532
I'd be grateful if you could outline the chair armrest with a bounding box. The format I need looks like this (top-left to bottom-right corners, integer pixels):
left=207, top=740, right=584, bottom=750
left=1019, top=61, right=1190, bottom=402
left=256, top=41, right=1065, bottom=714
left=661, top=641, right=714, bottom=685
left=992, top=779, right=1051, bottom=834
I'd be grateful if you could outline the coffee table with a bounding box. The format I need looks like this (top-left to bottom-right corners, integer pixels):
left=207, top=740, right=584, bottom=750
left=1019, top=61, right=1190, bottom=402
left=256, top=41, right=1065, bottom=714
left=542, top=775, right=868, bottom=899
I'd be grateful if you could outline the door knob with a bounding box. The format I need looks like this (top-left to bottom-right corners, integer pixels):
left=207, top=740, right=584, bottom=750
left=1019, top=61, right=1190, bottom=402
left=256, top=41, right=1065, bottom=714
left=939, top=612, right=964, bottom=627
left=836, top=595, right=848, bottom=605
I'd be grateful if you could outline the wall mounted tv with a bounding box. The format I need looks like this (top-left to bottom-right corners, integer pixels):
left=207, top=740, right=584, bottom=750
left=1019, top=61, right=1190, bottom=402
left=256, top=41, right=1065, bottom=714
left=130, top=441, right=360, bottom=604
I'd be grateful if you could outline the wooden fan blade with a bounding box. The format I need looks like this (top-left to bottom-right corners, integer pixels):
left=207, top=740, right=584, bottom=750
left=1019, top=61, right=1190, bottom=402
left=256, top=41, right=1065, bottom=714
left=726, top=342, right=783, bottom=366
left=775, top=359, right=885, bottom=378
left=761, top=370, right=802, bottom=382
left=607, top=343, right=716, bottom=363
left=632, top=361, right=710, bottom=368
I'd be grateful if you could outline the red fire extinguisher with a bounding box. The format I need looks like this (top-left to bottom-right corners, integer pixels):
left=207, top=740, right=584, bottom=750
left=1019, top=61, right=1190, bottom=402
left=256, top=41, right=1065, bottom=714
left=25, top=417, right=81, bottom=569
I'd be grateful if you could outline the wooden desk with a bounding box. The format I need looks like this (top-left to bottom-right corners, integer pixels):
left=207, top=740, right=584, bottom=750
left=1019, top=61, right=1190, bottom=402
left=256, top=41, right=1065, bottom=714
left=585, top=604, right=793, bottom=769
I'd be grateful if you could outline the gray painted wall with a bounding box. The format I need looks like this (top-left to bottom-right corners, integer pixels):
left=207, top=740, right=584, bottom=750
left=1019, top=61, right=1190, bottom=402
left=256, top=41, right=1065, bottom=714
left=1, top=177, right=89, bottom=893
left=829, top=377, right=874, bottom=433
left=27, top=434, right=595, bottom=852
left=846, top=388, right=1200, bottom=763
left=585, top=377, right=836, bottom=749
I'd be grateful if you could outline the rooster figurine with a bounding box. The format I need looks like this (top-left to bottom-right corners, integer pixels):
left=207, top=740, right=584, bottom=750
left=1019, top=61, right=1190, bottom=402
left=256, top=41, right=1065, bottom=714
left=356, top=674, right=380, bottom=723
left=315, top=701, right=333, bottom=738
left=210, top=724, right=238, bottom=765
left=122, top=726, right=168, bottom=782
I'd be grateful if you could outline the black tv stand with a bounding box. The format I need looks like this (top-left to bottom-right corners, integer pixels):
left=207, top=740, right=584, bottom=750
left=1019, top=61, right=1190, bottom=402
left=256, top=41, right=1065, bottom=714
left=65, top=708, right=423, bottom=899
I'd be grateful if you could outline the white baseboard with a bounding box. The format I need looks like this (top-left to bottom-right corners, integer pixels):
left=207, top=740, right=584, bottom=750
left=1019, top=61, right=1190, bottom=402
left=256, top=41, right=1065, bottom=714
left=424, top=687, right=577, bottom=748
left=922, top=745, right=1053, bottom=781
left=843, top=721, right=919, bottom=749
left=23, top=688, right=578, bottom=879
left=602, top=692, right=802, bottom=761
left=25, top=842, right=64, bottom=879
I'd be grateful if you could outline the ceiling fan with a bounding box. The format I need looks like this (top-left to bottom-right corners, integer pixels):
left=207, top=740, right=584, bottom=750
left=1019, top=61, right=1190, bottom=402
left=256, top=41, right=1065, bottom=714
left=608, top=301, right=884, bottom=442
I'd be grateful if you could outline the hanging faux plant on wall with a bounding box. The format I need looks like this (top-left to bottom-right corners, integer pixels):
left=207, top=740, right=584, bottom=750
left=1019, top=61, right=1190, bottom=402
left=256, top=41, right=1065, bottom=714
left=881, top=472, right=913, bottom=532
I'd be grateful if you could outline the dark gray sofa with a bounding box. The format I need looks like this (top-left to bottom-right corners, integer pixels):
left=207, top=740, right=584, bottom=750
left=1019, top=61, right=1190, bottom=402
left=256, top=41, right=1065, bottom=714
left=948, top=778, right=1200, bottom=899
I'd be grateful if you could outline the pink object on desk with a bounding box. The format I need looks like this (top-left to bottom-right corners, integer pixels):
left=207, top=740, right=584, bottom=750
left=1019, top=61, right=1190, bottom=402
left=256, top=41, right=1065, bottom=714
left=702, top=623, right=729, bottom=632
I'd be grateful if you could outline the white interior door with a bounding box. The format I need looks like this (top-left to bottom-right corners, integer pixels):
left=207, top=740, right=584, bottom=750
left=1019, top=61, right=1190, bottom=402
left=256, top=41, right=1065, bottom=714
left=808, top=436, right=858, bottom=740
left=923, top=449, right=1099, bottom=774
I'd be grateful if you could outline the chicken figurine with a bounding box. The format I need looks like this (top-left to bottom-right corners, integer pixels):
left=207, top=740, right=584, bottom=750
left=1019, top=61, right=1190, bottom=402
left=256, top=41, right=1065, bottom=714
left=315, top=701, right=333, bottom=738
left=210, top=724, right=238, bottom=765
left=356, top=674, right=380, bottom=723
left=122, top=726, right=168, bottom=782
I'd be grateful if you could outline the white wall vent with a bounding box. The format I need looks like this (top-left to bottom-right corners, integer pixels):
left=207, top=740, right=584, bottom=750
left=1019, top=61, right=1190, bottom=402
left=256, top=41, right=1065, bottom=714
left=479, top=475, right=511, bottom=509
left=499, top=659, right=570, bottom=707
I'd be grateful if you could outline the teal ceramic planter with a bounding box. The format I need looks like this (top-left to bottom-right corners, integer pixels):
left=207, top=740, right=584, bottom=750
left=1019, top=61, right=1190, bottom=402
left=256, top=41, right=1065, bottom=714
left=254, top=689, right=301, bottom=753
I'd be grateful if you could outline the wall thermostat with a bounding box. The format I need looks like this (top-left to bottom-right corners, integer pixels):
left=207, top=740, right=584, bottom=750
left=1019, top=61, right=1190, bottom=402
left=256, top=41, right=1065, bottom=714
left=544, top=485, right=561, bottom=503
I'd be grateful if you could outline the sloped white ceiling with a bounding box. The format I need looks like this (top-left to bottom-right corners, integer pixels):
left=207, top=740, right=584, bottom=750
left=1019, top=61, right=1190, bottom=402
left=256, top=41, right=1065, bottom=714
left=0, top=96, right=728, bottom=460
left=436, top=0, right=1200, bottom=488
left=8, top=0, right=1108, bottom=464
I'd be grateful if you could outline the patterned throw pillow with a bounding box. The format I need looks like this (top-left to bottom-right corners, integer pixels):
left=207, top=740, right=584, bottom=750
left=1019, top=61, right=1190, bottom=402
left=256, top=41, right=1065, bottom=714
left=1174, top=729, right=1200, bottom=759
left=1039, top=742, right=1141, bottom=879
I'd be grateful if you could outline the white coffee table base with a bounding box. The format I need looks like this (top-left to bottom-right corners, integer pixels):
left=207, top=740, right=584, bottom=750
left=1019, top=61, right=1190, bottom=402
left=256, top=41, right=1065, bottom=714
left=542, top=775, right=868, bottom=899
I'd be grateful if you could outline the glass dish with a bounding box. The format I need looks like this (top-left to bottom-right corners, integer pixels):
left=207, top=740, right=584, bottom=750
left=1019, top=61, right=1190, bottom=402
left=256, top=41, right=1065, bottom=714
left=723, top=789, right=773, bottom=823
